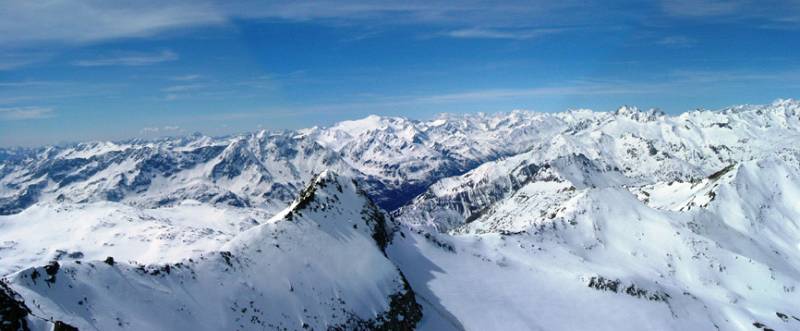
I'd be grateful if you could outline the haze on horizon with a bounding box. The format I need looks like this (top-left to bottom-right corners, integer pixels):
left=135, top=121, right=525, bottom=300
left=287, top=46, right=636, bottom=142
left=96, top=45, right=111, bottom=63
left=2, top=0, right=800, bottom=147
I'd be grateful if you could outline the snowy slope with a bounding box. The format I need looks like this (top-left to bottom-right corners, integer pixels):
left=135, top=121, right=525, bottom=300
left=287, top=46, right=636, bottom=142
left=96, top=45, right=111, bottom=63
left=390, top=150, right=800, bottom=331
left=2, top=99, right=800, bottom=330
left=396, top=99, right=800, bottom=232
left=395, top=153, right=625, bottom=232
left=0, top=200, right=268, bottom=276
left=4, top=171, right=422, bottom=330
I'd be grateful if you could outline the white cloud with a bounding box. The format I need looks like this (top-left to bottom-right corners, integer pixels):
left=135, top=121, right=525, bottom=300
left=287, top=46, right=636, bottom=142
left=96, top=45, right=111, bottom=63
left=0, top=1, right=226, bottom=45
left=668, top=69, right=800, bottom=83
left=661, top=0, right=746, bottom=17
left=444, top=27, right=566, bottom=40
left=0, top=81, right=60, bottom=88
left=0, top=106, right=55, bottom=120
left=0, top=1, right=601, bottom=47
left=161, top=83, right=207, bottom=101
left=171, top=74, right=202, bottom=81
left=656, top=36, right=695, bottom=47
left=140, top=125, right=182, bottom=134
left=1, top=0, right=798, bottom=50
left=160, top=75, right=279, bottom=101
left=0, top=52, right=53, bottom=70
left=416, top=83, right=663, bottom=103
left=73, top=50, right=178, bottom=67
left=660, top=0, right=800, bottom=25
left=161, top=84, right=205, bottom=93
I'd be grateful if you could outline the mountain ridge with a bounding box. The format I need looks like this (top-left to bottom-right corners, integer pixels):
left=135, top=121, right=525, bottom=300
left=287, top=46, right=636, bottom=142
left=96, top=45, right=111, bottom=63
left=4, top=170, right=423, bottom=331
left=2, top=99, right=800, bottom=330
left=3, top=99, right=798, bottom=217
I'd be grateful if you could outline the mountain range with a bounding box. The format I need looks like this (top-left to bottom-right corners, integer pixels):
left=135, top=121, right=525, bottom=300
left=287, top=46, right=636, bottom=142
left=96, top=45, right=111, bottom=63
left=2, top=99, right=800, bottom=330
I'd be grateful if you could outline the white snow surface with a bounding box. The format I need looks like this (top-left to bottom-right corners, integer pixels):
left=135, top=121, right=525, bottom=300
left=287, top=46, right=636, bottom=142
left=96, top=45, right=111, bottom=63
left=2, top=99, right=800, bottom=330
left=6, top=171, right=421, bottom=330
left=0, top=201, right=267, bottom=276
left=391, top=151, right=800, bottom=330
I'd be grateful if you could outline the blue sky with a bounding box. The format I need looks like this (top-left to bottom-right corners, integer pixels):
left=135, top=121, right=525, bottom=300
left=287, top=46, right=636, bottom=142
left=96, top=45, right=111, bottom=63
left=1, top=0, right=800, bottom=147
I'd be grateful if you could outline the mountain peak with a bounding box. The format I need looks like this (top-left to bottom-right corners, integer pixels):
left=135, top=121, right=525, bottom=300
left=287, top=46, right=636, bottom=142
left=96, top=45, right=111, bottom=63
left=614, top=105, right=665, bottom=121
left=329, top=115, right=390, bottom=137
left=771, top=98, right=800, bottom=107
left=6, top=169, right=421, bottom=331
left=282, top=169, right=394, bottom=252
left=614, top=105, right=640, bottom=115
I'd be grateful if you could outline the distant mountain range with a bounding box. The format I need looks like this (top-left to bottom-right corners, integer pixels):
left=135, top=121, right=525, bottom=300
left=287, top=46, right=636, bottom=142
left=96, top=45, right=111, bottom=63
left=2, top=99, right=800, bottom=330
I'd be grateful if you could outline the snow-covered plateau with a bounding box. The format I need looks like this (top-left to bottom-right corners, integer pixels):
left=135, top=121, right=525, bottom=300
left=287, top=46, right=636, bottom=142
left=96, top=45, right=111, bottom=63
left=2, top=99, right=800, bottom=330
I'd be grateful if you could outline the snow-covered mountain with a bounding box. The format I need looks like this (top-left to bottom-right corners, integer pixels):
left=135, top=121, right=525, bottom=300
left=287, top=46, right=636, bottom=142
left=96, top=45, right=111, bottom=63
left=390, top=150, right=800, bottom=330
left=0, top=201, right=270, bottom=276
left=396, top=99, right=800, bottom=232
left=0, top=131, right=374, bottom=217
left=3, top=171, right=421, bottom=330
left=305, top=112, right=564, bottom=209
left=0, top=110, right=559, bottom=215
left=2, top=99, right=800, bottom=330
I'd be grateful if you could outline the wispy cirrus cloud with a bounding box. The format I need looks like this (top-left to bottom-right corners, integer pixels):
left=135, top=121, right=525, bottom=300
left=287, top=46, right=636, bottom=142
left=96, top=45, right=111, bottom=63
left=0, top=80, right=124, bottom=108
left=160, top=75, right=280, bottom=101
left=170, top=74, right=202, bottom=81
left=141, top=125, right=182, bottom=134
left=238, top=79, right=669, bottom=116
left=660, top=0, right=746, bottom=17
left=668, top=68, right=800, bottom=83
left=0, top=1, right=604, bottom=47
left=660, top=0, right=800, bottom=27
left=415, top=69, right=800, bottom=104
left=73, top=50, right=178, bottom=67
left=443, top=27, right=566, bottom=40
left=415, top=83, right=662, bottom=103
left=0, top=81, right=62, bottom=88
left=0, top=1, right=225, bottom=46
left=0, top=106, right=56, bottom=120
left=2, top=1, right=799, bottom=50
left=656, top=35, right=695, bottom=47
left=161, top=84, right=206, bottom=93
left=0, top=52, right=53, bottom=70
left=162, top=83, right=208, bottom=100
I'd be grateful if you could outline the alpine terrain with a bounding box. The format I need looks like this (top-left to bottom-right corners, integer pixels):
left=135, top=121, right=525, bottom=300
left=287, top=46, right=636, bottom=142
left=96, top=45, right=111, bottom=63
left=2, top=99, right=800, bottom=330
